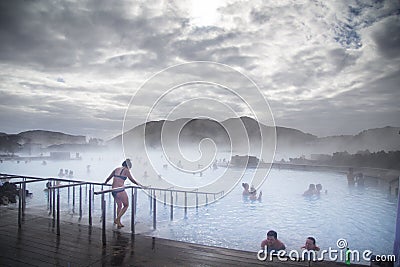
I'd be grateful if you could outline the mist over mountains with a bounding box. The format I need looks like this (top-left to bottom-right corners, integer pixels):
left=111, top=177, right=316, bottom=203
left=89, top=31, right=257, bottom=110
left=1, top=118, right=399, bottom=159
left=108, top=117, right=400, bottom=159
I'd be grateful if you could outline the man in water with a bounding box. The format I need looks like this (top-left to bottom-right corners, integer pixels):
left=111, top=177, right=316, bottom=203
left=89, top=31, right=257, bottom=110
left=260, top=230, right=286, bottom=254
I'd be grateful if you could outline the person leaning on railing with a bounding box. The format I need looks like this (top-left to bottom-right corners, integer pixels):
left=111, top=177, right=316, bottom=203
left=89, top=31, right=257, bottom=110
left=104, top=159, right=143, bottom=229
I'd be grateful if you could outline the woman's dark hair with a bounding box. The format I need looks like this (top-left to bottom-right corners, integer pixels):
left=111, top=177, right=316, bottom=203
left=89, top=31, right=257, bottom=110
left=122, top=159, right=132, bottom=168
left=307, top=237, right=316, bottom=245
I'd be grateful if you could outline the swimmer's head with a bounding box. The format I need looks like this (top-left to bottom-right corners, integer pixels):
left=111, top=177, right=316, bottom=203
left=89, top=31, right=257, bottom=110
left=122, top=159, right=132, bottom=169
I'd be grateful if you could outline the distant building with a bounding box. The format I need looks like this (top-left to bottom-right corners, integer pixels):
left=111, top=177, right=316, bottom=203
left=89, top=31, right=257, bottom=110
left=230, top=155, right=259, bottom=168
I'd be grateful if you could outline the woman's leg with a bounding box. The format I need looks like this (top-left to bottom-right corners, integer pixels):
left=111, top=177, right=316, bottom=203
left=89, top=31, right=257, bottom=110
left=115, top=191, right=129, bottom=227
left=113, top=192, right=123, bottom=225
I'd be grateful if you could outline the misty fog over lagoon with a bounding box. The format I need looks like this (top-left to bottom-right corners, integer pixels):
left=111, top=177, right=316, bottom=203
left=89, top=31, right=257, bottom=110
left=0, top=150, right=396, bottom=265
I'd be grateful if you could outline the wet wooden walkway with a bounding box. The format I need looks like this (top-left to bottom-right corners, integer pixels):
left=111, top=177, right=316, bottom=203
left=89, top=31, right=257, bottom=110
left=0, top=208, right=362, bottom=267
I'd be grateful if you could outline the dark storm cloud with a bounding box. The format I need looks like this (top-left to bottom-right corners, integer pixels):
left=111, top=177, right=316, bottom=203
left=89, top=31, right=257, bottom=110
left=0, top=0, right=399, bottom=139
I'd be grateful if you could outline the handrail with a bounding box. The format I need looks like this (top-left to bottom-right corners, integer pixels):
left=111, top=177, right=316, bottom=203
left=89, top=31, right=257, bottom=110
left=93, top=185, right=224, bottom=245
left=1, top=173, right=225, bottom=245
left=94, top=185, right=223, bottom=196
left=0, top=173, right=109, bottom=186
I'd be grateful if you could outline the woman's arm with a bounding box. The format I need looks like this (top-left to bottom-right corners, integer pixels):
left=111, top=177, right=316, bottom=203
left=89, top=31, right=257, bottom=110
left=104, top=170, right=114, bottom=184
left=126, top=170, right=142, bottom=186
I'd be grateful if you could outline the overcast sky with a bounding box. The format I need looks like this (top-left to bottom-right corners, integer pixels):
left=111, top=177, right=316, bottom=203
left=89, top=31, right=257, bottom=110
left=0, top=0, right=399, bottom=140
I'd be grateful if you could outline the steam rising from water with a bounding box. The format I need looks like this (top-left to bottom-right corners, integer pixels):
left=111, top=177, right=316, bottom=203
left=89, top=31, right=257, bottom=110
left=122, top=62, right=277, bottom=206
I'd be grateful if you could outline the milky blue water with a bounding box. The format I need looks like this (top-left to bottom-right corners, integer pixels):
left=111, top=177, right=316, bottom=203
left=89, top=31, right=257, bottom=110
left=0, top=152, right=396, bottom=265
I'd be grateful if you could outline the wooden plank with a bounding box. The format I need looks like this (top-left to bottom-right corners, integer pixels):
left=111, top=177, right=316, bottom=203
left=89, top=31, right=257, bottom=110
left=0, top=210, right=363, bottom=267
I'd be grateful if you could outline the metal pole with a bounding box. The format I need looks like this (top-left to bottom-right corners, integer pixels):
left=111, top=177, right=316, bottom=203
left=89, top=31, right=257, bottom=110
left=134, top=188, right=137, bottom=216
left=206, top=194, right=208, bottom=206
left=164, top=191, right=166, bottom=206
left=22, top=179, right=26, bottom=213
left=79, top=185, right=82, bottom=219
left=72, top=185, right=75, bottom=213
left=196, top=193, right=198, bottom=210
left=149, top=190, right=152, bottom=212
left=102, top=194, right=106, bottom=246
left=49, top=185, right=52, bottom=215
left=101, top=185, right=103, bottom=213
left=89, top=187, right=92, bottom=226
left=47, top=181, right=50, bottom=210
left=85, top=184, right=88, bottom=203
left=18, top=184, right=22, bottom=228
left=131, top=188, right=135, bottom=234
left=67, top=181, right=70, bottom=204
left=92, top=184, right=95, bottom=210
left=184, top=192, right=187, bottom=219
left=113, top=197, right=116, bottom=222
left=52, top=183, right=56, bottom=227
left=170, top=192, right=173, bottom=221
left=57, top=188, right=60, bottom=235
left=153, top=190, right=156, bottom=229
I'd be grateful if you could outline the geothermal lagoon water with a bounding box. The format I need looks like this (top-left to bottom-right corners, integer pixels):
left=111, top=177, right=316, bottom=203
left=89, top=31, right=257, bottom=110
left=0, top=151, right=396, bottom=265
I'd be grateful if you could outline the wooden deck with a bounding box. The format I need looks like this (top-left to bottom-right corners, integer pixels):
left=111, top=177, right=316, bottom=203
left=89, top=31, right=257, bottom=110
left=0, top=208, right=364, bottom=267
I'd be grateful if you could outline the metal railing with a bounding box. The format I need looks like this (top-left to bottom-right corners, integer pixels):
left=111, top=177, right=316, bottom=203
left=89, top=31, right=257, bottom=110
left=1, top=173, right=224, bottom=245
left=94, top=185, right=224, bottom=245
left=1, top=174, right=111, bottom=235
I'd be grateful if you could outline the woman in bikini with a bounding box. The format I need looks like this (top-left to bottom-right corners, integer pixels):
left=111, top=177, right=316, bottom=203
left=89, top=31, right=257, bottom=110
left=104, top=159, right=142, bottom=228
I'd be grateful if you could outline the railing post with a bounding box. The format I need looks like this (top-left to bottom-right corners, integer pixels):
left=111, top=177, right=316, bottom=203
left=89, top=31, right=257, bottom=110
left=67, top=181, right=70, bottom=204
left=79, top=184, right=82, bottom=219
left=18, top=184, right=22, bottom=228
left=48, top=183, right=52, bottom=215
left=92, top=184, right=95, bottom=210
left=47, top=180, right=50, bottom=210
left=57, top=188, right=60, bottom=235
left=72, top=185, right=75, bottom=213
left=89, top=187, right=92, bottom=226
left=101, top=185, right=103, bottom=214
left=206, top=194, right=208, bottom=206
left=113, top=198, right=116, bottom=222
left=101, top=194, right=106, bottom=246
left=153, top=190, right=156, bottom=229
left=131, top=188, right=135, bottom=234
left=52, top=182, right=56, bottom=227
left=149, top=190, right=152, bottom=213
left=196, top=193, right=198, bottom=210
left=134, top=188, right=137, bottom=216
left=184, top=192, right=187, bottom=219
left=170, top=192, right=173, bottom=221
left=22, top=178, right=26, bottom=213
left=164, top=191, right=166, bottom=206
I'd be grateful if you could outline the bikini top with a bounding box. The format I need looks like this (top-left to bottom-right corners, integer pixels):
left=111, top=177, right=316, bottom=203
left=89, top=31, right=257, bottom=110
left=114, top=167, right=127, bottom=181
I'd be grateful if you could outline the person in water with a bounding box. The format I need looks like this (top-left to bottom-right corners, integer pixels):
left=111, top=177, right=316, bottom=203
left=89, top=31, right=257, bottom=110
left=260, top=230, right=286, bottom=254
left=303, top=184, right=317, bottom=196
left=347, top=167, right=356, bottom=186
left=249, top=185, right=262, bottom=201
left=242, top=183, right=250, bottom=196
left=301, top=236, right=320, bottom=251
left=242, top=183, right=262, bottom=201
left=104, top=159, right=143, bottom=228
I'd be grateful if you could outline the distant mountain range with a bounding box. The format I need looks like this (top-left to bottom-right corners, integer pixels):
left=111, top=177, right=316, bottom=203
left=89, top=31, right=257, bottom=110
left=1, top=118, right=399, bottom=158
left=107, top=117, right=400, bottom=158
